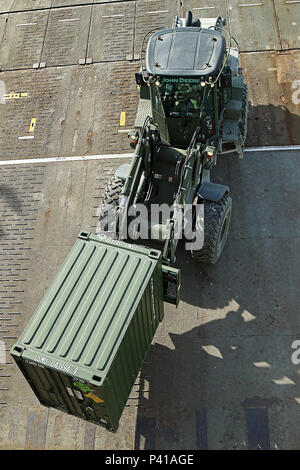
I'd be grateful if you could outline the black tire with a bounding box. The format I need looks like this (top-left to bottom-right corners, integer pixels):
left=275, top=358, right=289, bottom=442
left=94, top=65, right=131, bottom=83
left=98, top=176, right=124, bottom=236
left=240, top=84, right=248, bottom=145
left=191, top=193, right=232, bottom=264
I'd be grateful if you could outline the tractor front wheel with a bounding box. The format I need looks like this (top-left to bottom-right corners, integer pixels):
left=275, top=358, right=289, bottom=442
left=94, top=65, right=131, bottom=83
left=240, top=84, right=248, bottom=145
left=191, top=193, right=232, bottom=264
left=98, top=176, right=124, bottom=236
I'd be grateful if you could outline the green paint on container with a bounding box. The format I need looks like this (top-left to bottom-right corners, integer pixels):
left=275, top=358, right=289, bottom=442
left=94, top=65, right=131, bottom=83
left=10, top=232, right=175, bottom=432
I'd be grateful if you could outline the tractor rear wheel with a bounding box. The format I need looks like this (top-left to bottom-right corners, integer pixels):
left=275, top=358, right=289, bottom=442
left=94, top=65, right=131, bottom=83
left=98, top=176, right=124, bottom=236
left=191, top=193, right=232, bottom=264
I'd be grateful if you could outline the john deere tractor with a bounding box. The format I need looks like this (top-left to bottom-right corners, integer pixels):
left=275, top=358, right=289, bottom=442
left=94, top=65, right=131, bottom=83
left=9, top=13, right=249, bottom=430
left=100, top=11, right=248, bottom=270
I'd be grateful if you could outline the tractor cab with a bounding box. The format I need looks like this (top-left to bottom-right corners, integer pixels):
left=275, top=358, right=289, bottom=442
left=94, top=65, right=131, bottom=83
left=139, top=19, right=227, bottom=148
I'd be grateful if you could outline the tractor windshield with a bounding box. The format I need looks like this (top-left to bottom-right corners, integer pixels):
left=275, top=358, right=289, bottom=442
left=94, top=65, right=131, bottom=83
left=158, top=79, right=214, bottom=119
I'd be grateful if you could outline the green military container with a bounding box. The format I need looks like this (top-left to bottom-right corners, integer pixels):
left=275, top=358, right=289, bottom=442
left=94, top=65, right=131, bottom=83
left=10, top=231, right=180, bottom=432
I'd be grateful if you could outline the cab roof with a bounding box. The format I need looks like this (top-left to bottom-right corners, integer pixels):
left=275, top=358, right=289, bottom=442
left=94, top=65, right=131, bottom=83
left=146, top=27, right=226, bottom=77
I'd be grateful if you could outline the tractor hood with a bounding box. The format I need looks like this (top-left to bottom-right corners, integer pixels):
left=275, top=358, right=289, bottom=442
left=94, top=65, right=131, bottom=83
left=146, top=27, right=226, bottom=78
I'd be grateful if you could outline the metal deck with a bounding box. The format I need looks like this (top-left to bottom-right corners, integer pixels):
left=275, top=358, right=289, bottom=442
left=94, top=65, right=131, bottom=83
left=0, top=0, right=299, bottom=450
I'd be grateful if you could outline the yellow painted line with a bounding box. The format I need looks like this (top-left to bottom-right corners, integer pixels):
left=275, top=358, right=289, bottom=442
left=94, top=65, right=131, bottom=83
left=120, top=111, right=126, bottom=126
left=4, top=92, right=27, bottom=100
left=29, top=118, right=36, bottom=132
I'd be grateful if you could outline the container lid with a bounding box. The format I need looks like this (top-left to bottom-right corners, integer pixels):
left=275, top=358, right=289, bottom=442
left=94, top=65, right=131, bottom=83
left=15, top=233, right=161, bottom=378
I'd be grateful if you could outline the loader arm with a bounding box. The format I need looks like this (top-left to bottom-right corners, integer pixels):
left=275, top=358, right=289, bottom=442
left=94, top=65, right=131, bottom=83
left=119, top=121, right=202, bottom=265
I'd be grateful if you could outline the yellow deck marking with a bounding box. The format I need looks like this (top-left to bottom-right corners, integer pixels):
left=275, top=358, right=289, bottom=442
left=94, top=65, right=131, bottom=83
left=4, top=92, right=27, bottom=100
left=120, top=111, right=126, bottom=126
left=29, top=118, right=36, bottom=132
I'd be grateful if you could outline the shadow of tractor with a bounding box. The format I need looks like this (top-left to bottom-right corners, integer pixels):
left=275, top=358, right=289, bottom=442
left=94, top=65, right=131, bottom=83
left=0, top=184, right=23, bottom=238
left=133, top=102, right=300, bottom=450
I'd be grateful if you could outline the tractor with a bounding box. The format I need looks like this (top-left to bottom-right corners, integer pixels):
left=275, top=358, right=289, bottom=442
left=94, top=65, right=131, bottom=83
left=10, top=11, right=249, bottom=431
left=99, top=10, right=248, bottom=275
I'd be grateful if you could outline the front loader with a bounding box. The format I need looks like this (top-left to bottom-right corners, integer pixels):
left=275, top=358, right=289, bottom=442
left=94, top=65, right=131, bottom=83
left=99, top=11, right=248, bottom=268
left=10, top=11, right=248, bottom=432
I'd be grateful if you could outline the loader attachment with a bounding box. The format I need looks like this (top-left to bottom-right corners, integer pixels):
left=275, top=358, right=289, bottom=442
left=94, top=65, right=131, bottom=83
left=11, top=232, right=181, bottom=432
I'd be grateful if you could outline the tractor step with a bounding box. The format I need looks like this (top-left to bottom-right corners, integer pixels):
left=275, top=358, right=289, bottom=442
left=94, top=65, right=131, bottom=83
left=232, top=76, right=244, bottom=88
left=231, top=76, right=244, bottom=100
left=222, top=119, right=240, bottom=142
left=134, top=98, right=153, bottom=128
left=224, top=100, right=243, bottom=120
